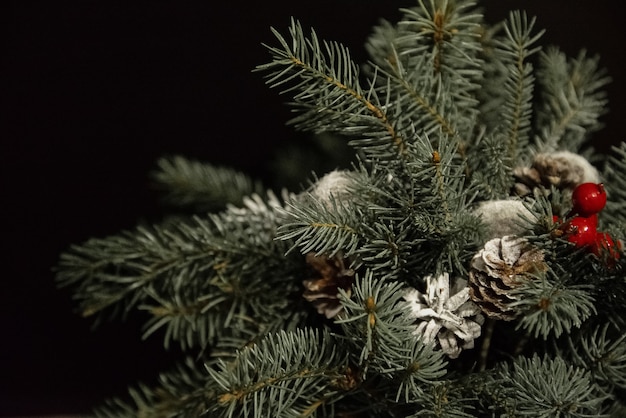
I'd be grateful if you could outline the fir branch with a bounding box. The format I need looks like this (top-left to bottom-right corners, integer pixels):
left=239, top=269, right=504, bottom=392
left=593, top=276, right=626, bottom=331
left=138, top=278, right=304, bottom=352
left=467, top=129, right=514, bottom=200
left=391, top=339, right=448, bottom=405
left=138, top=284, right=233, bottom=351
left=396, top=0, right=484, bottom=79
left=534, top=48, right=611, bottom=152
left=405, top=134, right=475, bottom=221
left=277, top=193, right=364, bottom=258
left=386, top=53, right=459, bottom=139
left=408, top=381, right=476, bottom=418
left=402, top=135, right=483, bottom=276
left=469, top=368, right=518, bottom=417
left=364, top=18, right=398, bottom=74
left=56, top=224, right=207, bottom=321
left=206, top=328, right=351, bottom=418
left=564, top=324, right=626, bottom=394
left=358, top=218, right=417, bottom=281
left=55, top=192, right=300, bottom=350
left=335, top=271, right=418, bottom=373
left=150, top=155, right=264, bottom=212
left=512, top=274, right=596, bottom=340
left=370, top=0, right=485, bottom=162
left=474, top=21, right=508, bottom=131
left=53, top=3, right=625, bottom=415
left=395, top=0, right=483, bottom=134
left=496, top=355, right=607, bottom=417
left=256, top=18, right=409, bottom=159
left=602, top=142, right=626, bottom=227
left=495, top=10, right=544, bottom=164
left=94, top=357, right=216, bottom=418
left=367, top=39, right=462, bottom=148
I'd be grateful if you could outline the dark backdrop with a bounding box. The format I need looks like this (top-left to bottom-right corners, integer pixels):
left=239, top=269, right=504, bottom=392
left=2, top=1, right=624, bottom=415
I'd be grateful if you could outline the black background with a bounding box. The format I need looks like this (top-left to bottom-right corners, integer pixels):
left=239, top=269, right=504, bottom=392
left=2, top=1, right=624, bottom=415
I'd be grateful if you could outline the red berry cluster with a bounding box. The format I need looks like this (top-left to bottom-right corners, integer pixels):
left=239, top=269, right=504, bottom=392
left=554, top=183, right=622, bottom=264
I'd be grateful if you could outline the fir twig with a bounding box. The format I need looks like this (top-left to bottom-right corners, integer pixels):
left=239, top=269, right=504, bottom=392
left=255, top=18, right=409, bottom=160
left=534, top=48, right=611, bottom=152
left=206, top=328, right=351, bottom=418
left=150, top=155, right=264, bottom=212
left=495, top=10, right=544, bottom=164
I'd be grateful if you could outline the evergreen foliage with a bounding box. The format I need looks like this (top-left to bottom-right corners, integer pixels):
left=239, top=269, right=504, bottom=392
left=150, top=155, right=265, bottom=213
left=55, top=1, right=626, bottom=416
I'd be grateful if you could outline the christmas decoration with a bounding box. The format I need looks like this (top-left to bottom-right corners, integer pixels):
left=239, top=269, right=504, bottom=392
left=592, top=232, right=622, bottom=267
left=554, top=180, right=622, bottom=268
left=302, top=251, right=356, bottom=319
left=308, top=169, right=359, bottom=210
left=53, top=1, right=626, bottom=416
left=513, top=151, right=601, bottom=197
left=403, top=273, right=484, bottom=359
left=570, top=182, right=607, bottom=217
left=561, top=215, right=599, bottom=248
left=469, top=235, right=547, bottom=320
left=473, top=199, right=534, bottom=240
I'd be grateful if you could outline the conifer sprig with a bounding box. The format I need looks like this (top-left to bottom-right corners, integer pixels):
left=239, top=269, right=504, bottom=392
left=150, top=155, right=264, bottom=212
left=336, top=272, right=416, bottom=370
left=496, top=355, right=607, bottom=416
left=256, top=18, right=409, bottom=159
left=603, top=142, right=626, bottom=227
left=535, top=48, right=611, bottom=152
left=495, top=10, right=544, bottom=164
left=564, top=324, right=626, bottom=395
left=94, top=358, right=214, bottom=418
left=277, top=192, right=364, bottom=258
left=512, top=273, right=596, bottom=340
left=394, top=0, right=484, bottom=121
left=207, top=328, right=350, bottom=418
left=56, top=192, right=302, bottom=350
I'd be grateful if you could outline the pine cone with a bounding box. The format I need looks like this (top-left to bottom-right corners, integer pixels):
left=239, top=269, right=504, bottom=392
left=310, top=169, right=358, bottom=208
left=404, top=273, right=484, bottom=359
left=469, top=236, right=546, bottom=320
left=302, top=252, right=355, bottom=319
left=473, top=199, right=534, bottom=240
left=513, top=151, right=600, bottom=196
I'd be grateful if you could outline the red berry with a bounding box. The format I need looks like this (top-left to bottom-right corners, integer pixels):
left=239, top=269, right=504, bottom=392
left=563, top=216, right=597, bottom=248
left=558, top=213, right=598, bottom=228
left=592, top=231, right=622, bottom=261
left=586, top=213, right=598, bottom=228
left=571, top=182, right=607, bottom=217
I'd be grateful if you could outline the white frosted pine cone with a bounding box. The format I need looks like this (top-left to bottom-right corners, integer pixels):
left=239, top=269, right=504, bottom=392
left=403, top=273, right=484, bottom=359
left=309, top=169, right=359, bottom=210
left=473, top=199, right=535, bottom=240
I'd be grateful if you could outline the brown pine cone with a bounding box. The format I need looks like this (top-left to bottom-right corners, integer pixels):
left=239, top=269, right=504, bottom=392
left=302, top=252, right=355, bottom=319
left=469, top=236, right=546, bottom=320
left=513, top=151, right=600, bottom=196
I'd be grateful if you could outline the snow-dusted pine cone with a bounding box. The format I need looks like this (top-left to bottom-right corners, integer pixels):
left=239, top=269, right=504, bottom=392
left=302, top=252, right=355, bottom=319
left=404, top=273, right=484, bottom=359
left=513, top=151, right=600, bottom=196
left=309, top=169, right=359, bottom=210
left=469, top=235, right=547, bottom=320
left=473, top=199, right=535, bottom=240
